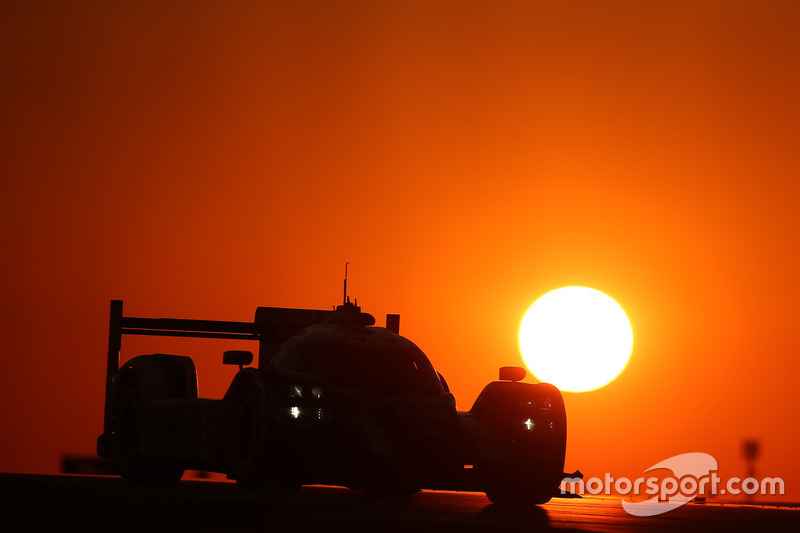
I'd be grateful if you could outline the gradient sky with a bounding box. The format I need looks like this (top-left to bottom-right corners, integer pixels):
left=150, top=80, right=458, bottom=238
left=2, top=1, right=798, bottom=501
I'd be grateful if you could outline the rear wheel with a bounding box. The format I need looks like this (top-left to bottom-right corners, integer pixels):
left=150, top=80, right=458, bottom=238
left=115, top=375, right=185, bottom=483
left=113, top=354, right=195, bottom=484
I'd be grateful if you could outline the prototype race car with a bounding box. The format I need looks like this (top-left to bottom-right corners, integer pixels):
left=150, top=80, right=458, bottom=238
left=97, top=296, right=569, bottom=504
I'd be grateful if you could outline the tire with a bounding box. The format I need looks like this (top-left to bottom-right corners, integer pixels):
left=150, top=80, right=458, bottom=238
left=230, top=375, right=300, bottom=494
left=231, top=386, right=268, bottom=488
left=113, top=354, right=195, bottom=484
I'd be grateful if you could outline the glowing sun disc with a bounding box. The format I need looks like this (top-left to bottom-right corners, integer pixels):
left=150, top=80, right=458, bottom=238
left=519, top=287, right=633, bottom=392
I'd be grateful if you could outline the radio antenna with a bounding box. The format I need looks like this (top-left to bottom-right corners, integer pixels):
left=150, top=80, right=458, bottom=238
left=343, top=261, right=349, bottom=305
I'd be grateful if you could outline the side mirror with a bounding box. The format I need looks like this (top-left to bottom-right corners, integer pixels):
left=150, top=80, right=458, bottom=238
left=223, top=350, right=253, bottom=371
left=499, top=366, right=526, bottom=382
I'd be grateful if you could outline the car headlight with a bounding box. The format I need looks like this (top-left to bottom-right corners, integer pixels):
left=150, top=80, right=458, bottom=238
left=284, top=384, right=330, bottom=422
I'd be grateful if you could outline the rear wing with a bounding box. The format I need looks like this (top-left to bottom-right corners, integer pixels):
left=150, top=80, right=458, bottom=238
left=105, top=300, right=332, bottom=412
left=103, top=300, right=399, bottom=435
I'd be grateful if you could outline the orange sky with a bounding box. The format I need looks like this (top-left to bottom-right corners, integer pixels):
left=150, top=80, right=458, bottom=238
left=2, top=1, right=798, bottom=501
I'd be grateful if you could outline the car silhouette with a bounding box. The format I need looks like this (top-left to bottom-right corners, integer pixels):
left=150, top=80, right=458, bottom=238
left=97, top=297, right=569, bottom=504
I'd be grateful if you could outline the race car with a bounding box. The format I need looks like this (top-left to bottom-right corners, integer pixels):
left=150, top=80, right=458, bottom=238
left=97, top=297, right=569, bottom=504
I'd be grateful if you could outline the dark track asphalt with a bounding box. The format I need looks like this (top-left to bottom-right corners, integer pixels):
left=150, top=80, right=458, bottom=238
left=1, top=473, right=798, bottom=532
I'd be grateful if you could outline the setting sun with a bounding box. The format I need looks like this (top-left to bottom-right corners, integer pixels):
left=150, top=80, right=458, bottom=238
left=519, top=287, right=633, bottom=392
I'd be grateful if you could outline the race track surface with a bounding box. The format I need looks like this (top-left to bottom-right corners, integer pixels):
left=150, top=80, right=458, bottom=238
left=2, top=473, right=797, bottom=532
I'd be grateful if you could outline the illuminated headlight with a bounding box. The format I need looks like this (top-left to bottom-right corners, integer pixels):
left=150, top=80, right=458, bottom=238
left=311, top=386, right=323, bottom=399
left=287, top=405, right=330, bottom=421
left=289, top=385, right=303, bottom=399
left=518, top=418, right=555, bottom=431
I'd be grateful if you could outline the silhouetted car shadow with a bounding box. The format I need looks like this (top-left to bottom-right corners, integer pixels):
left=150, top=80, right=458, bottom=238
left=479, top=502, right=550, bottom=525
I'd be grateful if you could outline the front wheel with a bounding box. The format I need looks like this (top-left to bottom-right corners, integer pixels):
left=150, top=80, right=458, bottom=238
left=231, top=389, right=268, bottom=488
left=230, top=377, right=300, bottom=494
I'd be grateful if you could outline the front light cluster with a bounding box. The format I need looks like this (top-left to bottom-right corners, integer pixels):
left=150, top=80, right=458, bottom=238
left=285, top=384, right=330, bottom=422
left=516, top=396, right=556, bottom=432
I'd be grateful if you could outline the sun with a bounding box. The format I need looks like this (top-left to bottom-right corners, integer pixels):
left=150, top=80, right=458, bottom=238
left=519, top=287, right=633, bottom=392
